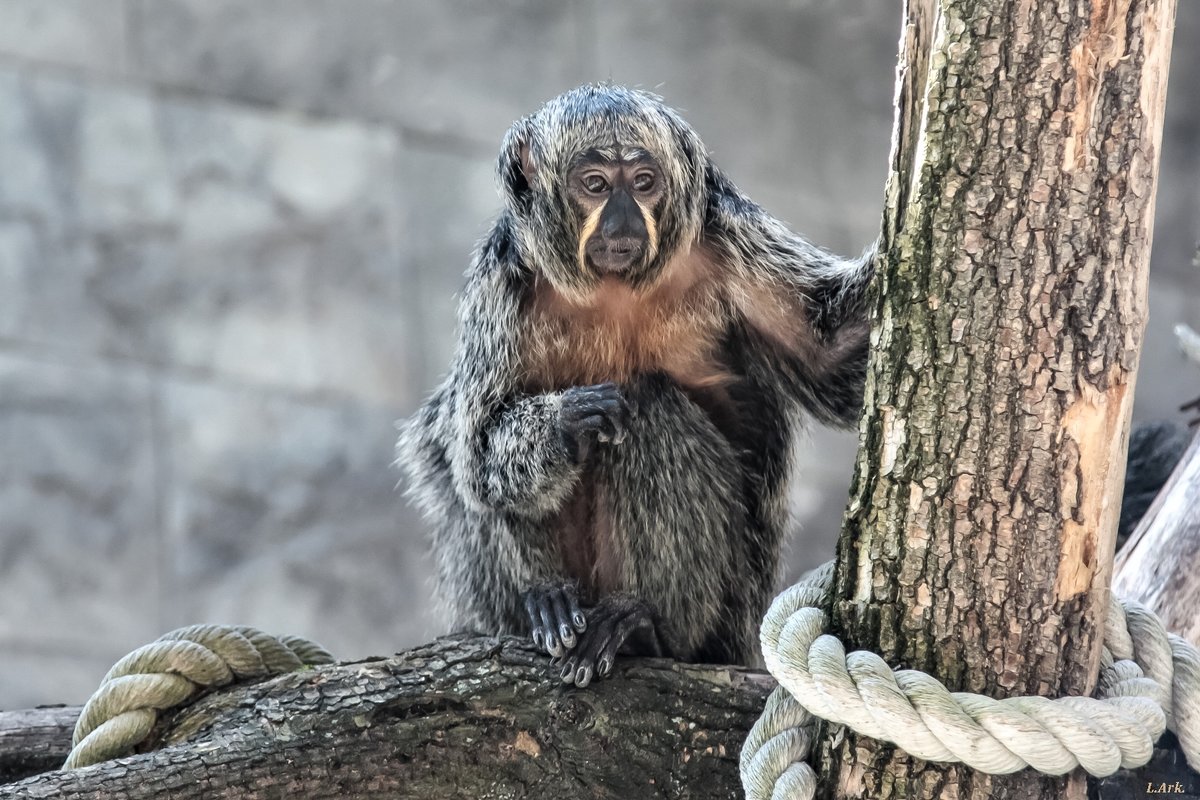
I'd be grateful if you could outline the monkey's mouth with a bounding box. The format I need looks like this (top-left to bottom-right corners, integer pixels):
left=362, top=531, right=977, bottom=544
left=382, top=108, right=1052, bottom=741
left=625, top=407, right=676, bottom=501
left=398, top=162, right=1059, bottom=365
left=586, top=239, right=645, bottom=275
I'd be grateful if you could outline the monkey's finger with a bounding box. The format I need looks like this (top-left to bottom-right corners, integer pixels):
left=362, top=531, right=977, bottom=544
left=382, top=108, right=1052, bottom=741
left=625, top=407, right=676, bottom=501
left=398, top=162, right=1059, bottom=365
left=539, top=602, right=563, bottom=657
left=559, top=399, right=591, bottom=424
left=565, top=605, right=616, bottom=681
left=574, top=660, right=595, bottom=688
left=550, top=590, right=576, bottom=650
left=609, top=421, right=628, bottom=446
left=524, top=593, right=545, bottom=649
left=574, top=414, right=611, bottom=441
left=559, top=653, right=580, bottom=684
left=589, top=409, right=625, bottom=444
left=600, top=396, right=632, bottom=444
left=571, top=615, right=618, bottom=687
left=593, top=393, right=627, bottom=415
left=599, top=407, right=629, bottom=445
left=561, top=389, right=629, bottom=446
left=576, top=384, right=628, bottom=415
left=565, top=590, right=587, bottom=633
left=570, top=650, right=601, bottom=688
left=596, top=421, right=620, bottom=444
left=562, top=384, right=621, bottom=418
left=581, top=623, right=613, bottom=664
left=597, top=611, right=654, bottom=678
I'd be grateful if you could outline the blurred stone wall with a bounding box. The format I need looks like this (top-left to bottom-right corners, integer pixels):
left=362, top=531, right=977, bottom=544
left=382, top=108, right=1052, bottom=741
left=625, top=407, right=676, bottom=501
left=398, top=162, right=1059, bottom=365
left=1, top=0, right=1197, bottom=709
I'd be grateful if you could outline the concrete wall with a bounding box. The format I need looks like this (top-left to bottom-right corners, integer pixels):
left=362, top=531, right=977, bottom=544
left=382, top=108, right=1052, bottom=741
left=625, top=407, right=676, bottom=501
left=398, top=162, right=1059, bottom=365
left=1, top=0, right=1197, bottom=709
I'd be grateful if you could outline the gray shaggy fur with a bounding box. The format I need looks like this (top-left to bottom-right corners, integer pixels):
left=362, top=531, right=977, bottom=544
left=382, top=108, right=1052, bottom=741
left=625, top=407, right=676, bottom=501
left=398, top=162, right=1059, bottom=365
left=398, top=85, right=874, bottom=668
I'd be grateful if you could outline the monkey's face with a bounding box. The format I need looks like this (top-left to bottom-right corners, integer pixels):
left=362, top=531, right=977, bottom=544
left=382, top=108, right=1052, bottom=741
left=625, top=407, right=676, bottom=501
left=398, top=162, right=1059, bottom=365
left=497, top=85, right=709, bottom=300
left=566, top=150, right=665, bottom=280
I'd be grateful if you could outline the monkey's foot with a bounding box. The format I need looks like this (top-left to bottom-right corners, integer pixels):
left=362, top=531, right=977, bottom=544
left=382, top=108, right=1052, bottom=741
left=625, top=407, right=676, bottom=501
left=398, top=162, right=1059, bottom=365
left=523, top=582, right=587, bottom=658
left=555, top=596, right=663, bottom=688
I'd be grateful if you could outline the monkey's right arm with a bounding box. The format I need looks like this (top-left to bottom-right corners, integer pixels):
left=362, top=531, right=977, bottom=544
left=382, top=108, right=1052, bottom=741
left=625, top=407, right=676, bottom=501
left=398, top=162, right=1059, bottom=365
left=706, top=168, right=875, bottom=428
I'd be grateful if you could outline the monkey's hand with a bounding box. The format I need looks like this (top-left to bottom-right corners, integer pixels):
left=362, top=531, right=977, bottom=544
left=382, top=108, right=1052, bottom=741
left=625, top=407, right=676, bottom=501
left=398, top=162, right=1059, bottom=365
left=559, top=383, right=632, bottom=462
left=555, top=595, right=666, bottom=688
left=523, top=581, right=587, bottom=658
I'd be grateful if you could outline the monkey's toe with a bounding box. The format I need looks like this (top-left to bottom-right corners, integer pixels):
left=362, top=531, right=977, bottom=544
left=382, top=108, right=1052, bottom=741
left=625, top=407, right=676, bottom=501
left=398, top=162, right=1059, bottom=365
left=557, top=598, right=659, bottom=688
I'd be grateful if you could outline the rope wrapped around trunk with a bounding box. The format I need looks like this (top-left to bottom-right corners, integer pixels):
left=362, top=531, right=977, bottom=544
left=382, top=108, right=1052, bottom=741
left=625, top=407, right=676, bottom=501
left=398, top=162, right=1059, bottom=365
left=741, top=561, right=1200, bottom=800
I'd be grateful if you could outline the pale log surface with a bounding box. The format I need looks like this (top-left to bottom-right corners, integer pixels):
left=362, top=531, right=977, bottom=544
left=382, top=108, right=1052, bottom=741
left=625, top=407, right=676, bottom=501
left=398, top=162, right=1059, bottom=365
left=0, top=636, right=769, bottom=799
left=0, top=705, right=75, bottom=785
left=1113, top=432, right=1200, bottom=645
left=819, top=0, right=1178, bottom=797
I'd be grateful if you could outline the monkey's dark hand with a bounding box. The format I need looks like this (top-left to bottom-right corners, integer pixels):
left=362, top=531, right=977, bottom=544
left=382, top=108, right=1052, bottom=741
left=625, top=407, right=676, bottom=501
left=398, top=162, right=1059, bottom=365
left=555, top=595, right=665, bottom=688
left=559, top=383, right=632, bottom=462
left=523, top=581, right=587, bottom=658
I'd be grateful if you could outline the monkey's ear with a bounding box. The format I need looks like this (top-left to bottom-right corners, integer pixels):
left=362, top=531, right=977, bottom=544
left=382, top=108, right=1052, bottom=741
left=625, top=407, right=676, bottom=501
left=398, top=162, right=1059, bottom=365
left=497, top=119, right=537, bottom=209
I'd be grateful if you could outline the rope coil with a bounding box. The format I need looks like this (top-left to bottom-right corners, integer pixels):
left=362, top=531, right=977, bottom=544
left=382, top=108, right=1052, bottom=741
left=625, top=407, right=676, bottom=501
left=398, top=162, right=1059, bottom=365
left=64, top=624, right=333, bottom=770
left=741, top=561, right=1200, bottom=800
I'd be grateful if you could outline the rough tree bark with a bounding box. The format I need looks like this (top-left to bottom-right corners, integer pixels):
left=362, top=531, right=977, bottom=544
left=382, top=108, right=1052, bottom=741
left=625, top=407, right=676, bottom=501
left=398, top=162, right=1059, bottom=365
left=0, top=706, right=75, bottom=785
left=817, top=0, right=1178, bottom=798
left=0, top=637, right=770, bottom=798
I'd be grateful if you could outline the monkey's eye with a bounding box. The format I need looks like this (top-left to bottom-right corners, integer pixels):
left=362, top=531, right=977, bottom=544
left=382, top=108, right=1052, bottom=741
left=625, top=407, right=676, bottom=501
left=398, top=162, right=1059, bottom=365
left=583, top=174, right=610, bottom=194
left=631, top=172, right=656, bottom=192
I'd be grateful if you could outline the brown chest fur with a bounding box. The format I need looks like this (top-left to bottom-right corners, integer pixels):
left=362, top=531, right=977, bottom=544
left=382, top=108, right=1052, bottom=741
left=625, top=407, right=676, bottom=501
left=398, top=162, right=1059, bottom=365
left=519, top=249, right=733, bottom=394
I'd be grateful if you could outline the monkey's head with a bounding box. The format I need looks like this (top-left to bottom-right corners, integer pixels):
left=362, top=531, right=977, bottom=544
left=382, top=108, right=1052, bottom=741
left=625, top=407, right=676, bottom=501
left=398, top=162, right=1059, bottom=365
left=497, top=85, right=709, bottom=300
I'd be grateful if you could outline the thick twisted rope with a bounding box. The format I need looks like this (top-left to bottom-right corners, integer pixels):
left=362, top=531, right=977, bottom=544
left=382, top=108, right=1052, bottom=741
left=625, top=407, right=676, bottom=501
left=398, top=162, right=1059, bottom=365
left=741, top=561, right=1200, bottom=800
left=64, top=624, right=334, bottom=769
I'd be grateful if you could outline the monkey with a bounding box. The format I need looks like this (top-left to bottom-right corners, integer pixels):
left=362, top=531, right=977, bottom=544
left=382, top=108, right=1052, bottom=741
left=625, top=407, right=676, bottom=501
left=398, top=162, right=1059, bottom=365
left=397, top=84, right=875, bottom=687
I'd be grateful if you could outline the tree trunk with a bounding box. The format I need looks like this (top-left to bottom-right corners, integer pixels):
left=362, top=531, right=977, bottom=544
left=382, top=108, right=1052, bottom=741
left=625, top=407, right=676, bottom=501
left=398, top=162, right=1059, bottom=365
left=0, top=636, right=770, bottom=799
left=817, top=0, right=1177, bottom=797
left=1113, top=431, right=1200, bottom=645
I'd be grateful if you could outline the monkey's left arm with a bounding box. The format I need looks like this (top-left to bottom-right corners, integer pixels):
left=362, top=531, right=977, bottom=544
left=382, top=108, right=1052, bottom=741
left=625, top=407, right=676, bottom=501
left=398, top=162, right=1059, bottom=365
left=707, top=169, right=877, bottom=427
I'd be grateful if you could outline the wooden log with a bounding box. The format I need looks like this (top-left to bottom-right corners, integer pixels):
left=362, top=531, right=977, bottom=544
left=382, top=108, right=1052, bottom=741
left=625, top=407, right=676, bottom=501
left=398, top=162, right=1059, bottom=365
left=0, top=635, right=770, bottom=799
left=0, top=705, right=75, bottom=785
left=1113, top=431, right=1200, bottom=646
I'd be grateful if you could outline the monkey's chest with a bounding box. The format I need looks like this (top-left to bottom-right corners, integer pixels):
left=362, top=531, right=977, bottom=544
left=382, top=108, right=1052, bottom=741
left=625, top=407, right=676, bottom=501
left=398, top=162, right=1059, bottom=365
left=519, top=300, right=730, bottom=392
left=520, top=291, right=749, bottom=451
